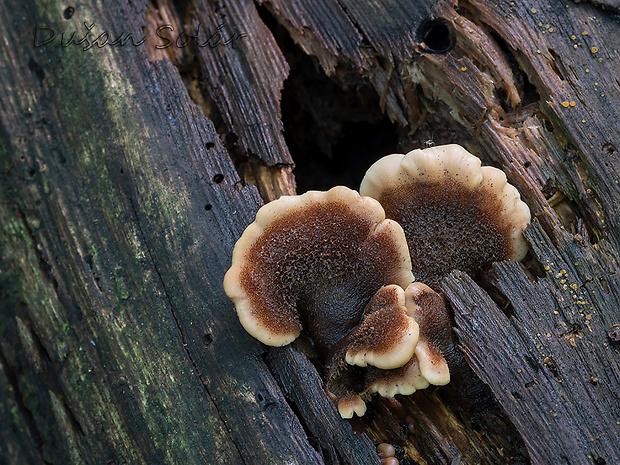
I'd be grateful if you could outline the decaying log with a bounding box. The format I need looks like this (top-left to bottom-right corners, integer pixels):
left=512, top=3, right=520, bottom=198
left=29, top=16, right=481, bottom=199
left=1, top=0, right=619, bottom=464
left=444, top=223, right=620, bottom=464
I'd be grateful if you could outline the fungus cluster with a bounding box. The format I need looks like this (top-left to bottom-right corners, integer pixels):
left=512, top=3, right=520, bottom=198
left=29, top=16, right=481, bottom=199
left=223, top=144, right=531, bottom=418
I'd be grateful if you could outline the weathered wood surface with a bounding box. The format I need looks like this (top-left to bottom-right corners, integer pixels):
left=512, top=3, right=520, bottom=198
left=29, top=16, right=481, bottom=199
left=1, top=0, right=619, bottom=464
left=0, top=0, right=363, bottom=463
left=444, top=223, right=620, bottom=464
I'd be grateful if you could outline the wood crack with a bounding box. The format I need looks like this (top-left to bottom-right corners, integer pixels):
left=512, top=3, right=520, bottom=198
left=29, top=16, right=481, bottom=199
left=127, top=196, right=247, bottom=462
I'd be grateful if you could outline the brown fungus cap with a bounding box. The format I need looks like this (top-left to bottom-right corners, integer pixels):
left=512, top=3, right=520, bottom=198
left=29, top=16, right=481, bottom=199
left=326, top=284, right=431, bottom=417
left=360, top=144, right=531, bottom=285
left=344, top=285, right=419, bottom=370
left=364, top=282, right=451, bottom=398
left=404, top=283, right=451, bottom=386
left=223, top=186, right=413, bottom=352
left=324, top=285, right=419, bottom=410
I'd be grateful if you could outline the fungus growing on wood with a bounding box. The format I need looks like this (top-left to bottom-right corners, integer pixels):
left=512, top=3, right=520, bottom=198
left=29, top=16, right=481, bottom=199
left=343, top=284, right=420, bottom=370
left=360, top=144, right=531, bottom=285
left=325, top=283, right=451, bottom=418
left=224, top=185, right=455, bottom=419
left=223, top=186, right=414, bottom=354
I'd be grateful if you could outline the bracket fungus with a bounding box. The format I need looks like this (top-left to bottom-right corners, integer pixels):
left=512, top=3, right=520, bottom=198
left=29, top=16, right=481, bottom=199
left=223, top=186, right=454, bottom=418
left=326, top=283, right=451, bottom=417
left=223, top=186, right=414, bottom=353
left=360, top=144, right=531, bottom=286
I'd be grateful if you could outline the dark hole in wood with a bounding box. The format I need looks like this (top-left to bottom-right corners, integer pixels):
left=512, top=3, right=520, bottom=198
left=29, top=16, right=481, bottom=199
left=27, top=58, right=44, bottom=82
left=417, top=19, right=453, bottom=54
left=496, top=88, right=511, bottom=113
left=548, top=49, right=566, bottom=82
left=291, top=118, right=399, bottom=193
left=63, top=6, right=75, bottom=19
left=269, top=6, right=399, bottom=193
left=488, top=30, right=540, bottom=106
left=224, top=132, right=238, bottom=146
left=204, top=203, right=212, bottom=211
left=520, top=73, right=540, bottom=107
left=602, top=143, right=616, bottom=155
left=212, top=174, right=224, bottom=184
left=205, top=141, right=215, bottom=149
left=523, top=161, right=531, bottom=168
left=28, top=168, right=36, bottom=177
left=544, top=120, right=555, bottom=133
left=607, top=324, right=620, bottom=342
left=204, top=333, right=213, bottom=346
left=511, top=391, right=522, bottom=400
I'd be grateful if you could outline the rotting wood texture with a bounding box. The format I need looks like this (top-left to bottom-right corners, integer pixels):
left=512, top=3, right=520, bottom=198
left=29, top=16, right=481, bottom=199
left=1, top=0, right=619, bottom=464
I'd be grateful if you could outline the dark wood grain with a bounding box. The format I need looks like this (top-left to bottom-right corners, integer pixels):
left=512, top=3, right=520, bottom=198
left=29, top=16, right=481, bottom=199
left=0, top=0, right=358, bottom=463
left=443, top=224, right=620, bottom=464
left=2, top=0, right=620, bottom=464
left=269, top=347, right=380, bottom=465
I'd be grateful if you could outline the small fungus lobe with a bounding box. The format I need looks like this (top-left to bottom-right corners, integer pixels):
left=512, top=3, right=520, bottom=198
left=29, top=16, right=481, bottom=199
left=326, top=283, right=451, bottom=417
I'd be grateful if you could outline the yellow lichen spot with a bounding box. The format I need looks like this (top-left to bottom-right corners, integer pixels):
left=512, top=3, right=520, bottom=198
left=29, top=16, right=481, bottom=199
left=586, top=314, right=592, bottom=320
left=531, top=8, right=537, bottom=13
left=591, top=46, right=598, bottom=53
left=570, top=101, right=576, bottom=107
left=517, top=369, right=522, bottom=373
left=582, top=31, right=588, bottom=36
left=461, top=66, right=467, bottom=72
left=571, top=35, right=577, bottom=40
left=582, top=119, right=586, bottom=123
left=544, top=265, right=551, bottom=271
left=537, top=49, right=542, bottom=54
left=573, top=45, right=579, bottom=49
left=549, top=28, right=554, bottom=33
left=570, top=283, right=579, bottom=290
left=538, top=22, right=543, bottom=27
left=562, top=101, right=570, bottom=107
left=553, top=311, right=559, bottom=315
left=585, top=69, right=590, bottom=73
